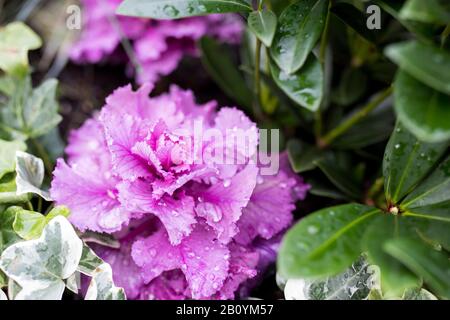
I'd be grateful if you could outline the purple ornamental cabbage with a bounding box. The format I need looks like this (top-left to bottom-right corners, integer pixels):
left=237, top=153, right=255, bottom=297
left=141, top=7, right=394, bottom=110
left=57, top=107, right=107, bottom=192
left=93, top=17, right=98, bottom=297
left=70, top=0, right=243, bottom=83
left=51, top=84, right=310, bottom=299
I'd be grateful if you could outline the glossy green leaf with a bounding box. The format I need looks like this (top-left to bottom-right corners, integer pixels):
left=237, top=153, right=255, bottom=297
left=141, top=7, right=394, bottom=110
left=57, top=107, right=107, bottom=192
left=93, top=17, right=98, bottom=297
left=271, top=0, right=328, bottom=74
left=384, top=237, right=450, bottom=299
left=402, top=155, right=450, bottom=210
left=248, top=10, right=277, bottom=47
left=15, top=151, right=51, bottom=201
left=362, top=216, right=421, bottom=297
left=287, top=139, right=324, bottom=173
left=307, top=178, right=349, bottom=201
left=400, top=0, right=450, bottom=25
left=331, top=2, right=377, bottom=43
left=331, top=106, right=394, bottom=149
left=284, top=257, right=377, bottom=300
left=200, top=37, right=252, bottom=111
left=314, top=154, right=363, bottom=199
left=405, top=215, right=450, bottom=252
left=0, top=139, right=26, bottom=180
left=278, top=204, right=380, bottom=279
left=270, top=54, right=323, bottom=111
left=374, top=0, right=441, bottom=42
left=331, top=68, right=368, bottom=107
left=0, top=216, right=83, bottom=300
left=0, top=22, right=42, bottom=77
left=383, top=122, right=448, bottom=204
left=394, top=71, right=450, bottom=143
left=117, top=0, right=252, bottom=19
left=386, top=41, right=450, bottom=95
left=85, top=263, right=126, bottom=300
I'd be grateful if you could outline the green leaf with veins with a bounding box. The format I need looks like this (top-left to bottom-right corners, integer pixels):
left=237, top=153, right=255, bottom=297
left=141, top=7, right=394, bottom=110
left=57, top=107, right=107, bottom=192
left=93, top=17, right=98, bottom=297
left=270, top=54, right=323, bottom=112
left=384, top=237, right=450, bottom=299
left=362, top=216, right=422, bottom=298
left=278, top=204, right=380, bottom=279
left=402, top=155, right=450, bottom=210
left=393, top=71, right=450, bottom=143
left=386, top=41, right=450, bottom=95
left=248, top=10, right=277, bottom=47
left=270, top=0, right=328, bottom=74
left=383, top=122, right=448, bottom=204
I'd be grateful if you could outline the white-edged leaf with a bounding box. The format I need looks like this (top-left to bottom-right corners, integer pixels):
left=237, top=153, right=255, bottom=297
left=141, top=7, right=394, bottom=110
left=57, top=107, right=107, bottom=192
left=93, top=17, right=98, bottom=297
left=284, top=259, right=379, bottom=300
left=401, top=287, right=438, bottom=300
left=0, top=216, right=83, bottom=300
left=0, top=22, right=42, bottom=77
left=7, top=279, right=21, bottom=300
left=77, top=244, right=104, bottom=276
left=15, top=151, right=51, bottom=201
left=85, top=263, right=126, bottom=300
left=0, top=288, right=7, bottom=300
left=65, top=272, right=80, bottom=294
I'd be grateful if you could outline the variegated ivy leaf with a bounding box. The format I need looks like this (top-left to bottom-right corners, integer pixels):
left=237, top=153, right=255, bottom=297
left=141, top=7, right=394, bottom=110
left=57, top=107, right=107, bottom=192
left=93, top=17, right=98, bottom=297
left=0, top=216, right=83, bottom=300
left=368, top=287, right=438, bottom=300
left=0, top=288, right=7, bottom=300
left=0, top=22, right=42, bottom=77
left=85, top=263, right=126, bottom=300
left=12, top=206, right=70, bottom=240
left=81, top=231, right=120, bottom=249
left=401, top=288, right=438, bottom=300
left=284, top=259, right=379, bottom=300
left=65, top=272, right=80, bottom=294
left=77, top=244, right=103, bottom=276
left=15, top=151, right=51, bottom=201
left=8, top=279, right=21, bottom=300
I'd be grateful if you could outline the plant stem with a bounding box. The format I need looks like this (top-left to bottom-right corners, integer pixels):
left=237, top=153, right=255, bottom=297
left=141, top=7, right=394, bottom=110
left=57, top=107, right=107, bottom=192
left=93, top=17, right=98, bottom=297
left=29, top=137, right=53, bottom=175
left=320, top=86, right=393, bottom=147
left=107, top=12, right=142, bottom=76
